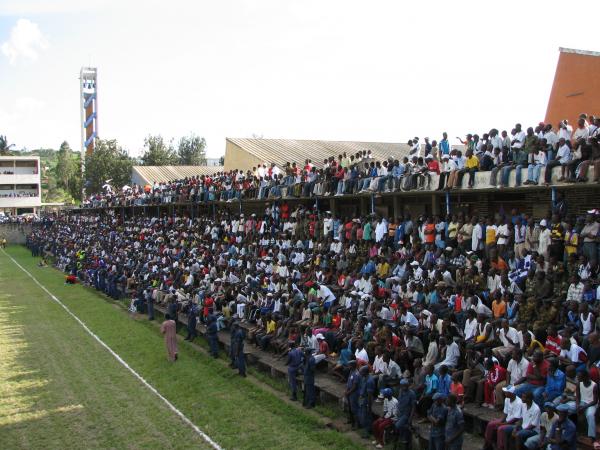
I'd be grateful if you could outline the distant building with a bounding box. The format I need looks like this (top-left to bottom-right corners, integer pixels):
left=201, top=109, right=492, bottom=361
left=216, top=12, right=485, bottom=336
left=0, top=156, right=42, bottom=214
left=205, top=158, right=223, bottom=167
left=545, top=47, right=600, bottom=128
left=224, top=138, right=411, bottom=171
left=131, top=165, right=224, bottom=185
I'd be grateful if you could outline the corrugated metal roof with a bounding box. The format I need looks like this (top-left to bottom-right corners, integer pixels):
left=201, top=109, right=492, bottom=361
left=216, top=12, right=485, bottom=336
left=559, top=47, right=600, bottom=57
left=132, top=166, right=224, bottom=184
left=226, top=138, right=411, bottom=169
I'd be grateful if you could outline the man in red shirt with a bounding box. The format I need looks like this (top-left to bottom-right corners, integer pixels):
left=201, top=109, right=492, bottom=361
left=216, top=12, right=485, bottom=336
left=544, top=325, right=562, bottom=357
left=426, top=155, right=440, bottom=175
left=514, top=350, right=548, bottom=399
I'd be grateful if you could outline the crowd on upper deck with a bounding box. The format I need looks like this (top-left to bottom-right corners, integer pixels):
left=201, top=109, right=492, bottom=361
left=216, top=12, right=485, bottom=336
left=83, top=115, right=600, bottom=209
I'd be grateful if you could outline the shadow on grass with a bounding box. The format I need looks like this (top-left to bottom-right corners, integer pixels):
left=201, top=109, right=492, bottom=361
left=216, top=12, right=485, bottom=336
left=0, top=299, right=85, bottom=447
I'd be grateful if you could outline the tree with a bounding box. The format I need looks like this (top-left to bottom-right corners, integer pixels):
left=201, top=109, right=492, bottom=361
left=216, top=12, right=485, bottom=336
left=55, top=141, right=74, bottom=190
left=140, top=135, right=177, bottom=166
left=0, top=135, right=15, bottom=155
left=54, top=141, right=83, bottom=202
left=84, top=138, right=133, bottom=194
left=177, top=134, right=206, bottom=165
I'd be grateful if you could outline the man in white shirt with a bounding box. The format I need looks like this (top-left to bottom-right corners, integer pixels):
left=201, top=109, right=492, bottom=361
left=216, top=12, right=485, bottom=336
left=496, top=220, right=509, bottom=248
left=493, top=320, right=519, bottom=360
left=511, top=123, right=526, bottom=149
left=317, top=283, right=336, bottom=307
left=558, top=120, right=572, bottom=141
left=375, top=219, right=387, bottom=243
left=573, top=117, right=589, bottom=143
left=435, top=337, right=460, bottom=370
left=355, top=340, right=369, bottom=364
left=542, top=124, right=558, bottom=151
left=323, top=213, right=333, bottom=237
left=400, top=305, right=418, bottom=328
left=544, top=138, right=571, bottom=184
left=472, top=220, right=483, bottom=253
left=514, top=391, right=541, bottom=448
left=537, top=220, right=551, bottom=259
left=524, top=149, right=547, bottom=185
left=484, top=385, right=523, bottom=449
left=495, top=348, right=529, bottom=407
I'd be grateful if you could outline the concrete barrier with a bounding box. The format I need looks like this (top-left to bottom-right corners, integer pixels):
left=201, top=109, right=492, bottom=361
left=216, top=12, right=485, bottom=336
left=0, top=224, right=31, bottom=244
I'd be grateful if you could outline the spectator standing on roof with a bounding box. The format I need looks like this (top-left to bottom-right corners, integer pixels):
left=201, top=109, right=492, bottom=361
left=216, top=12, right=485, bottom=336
left=439, top=132, right=450, bottom=158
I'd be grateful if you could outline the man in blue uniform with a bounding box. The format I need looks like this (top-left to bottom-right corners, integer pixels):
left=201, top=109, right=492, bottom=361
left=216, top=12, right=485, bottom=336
left=286, top=342, right=303, bottom=401
left=303, top=347, right=317, bottom=408
left=395, top=378, right=416, bottom=445
left=358, top=365, right=376, bottom=438
left=234, top=324, right=246, bottom=377
left=345, top=360, right=360, bottom=428
left=444, top=393, right=464, bottom=450
left=185, top=303, right=198, bottom=341
left=229, top=321, right=239, bottom=368
left=206, top=314, right=219, bottom=358
left=145, top=288, right=155, bottom=321
left=547, top=403, right=576, bottom=450
left=428, top=392, right=448, bottom=450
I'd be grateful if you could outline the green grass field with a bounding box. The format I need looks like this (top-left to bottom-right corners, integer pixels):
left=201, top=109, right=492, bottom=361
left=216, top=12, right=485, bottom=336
left=0, top=246, right=362, bottom=450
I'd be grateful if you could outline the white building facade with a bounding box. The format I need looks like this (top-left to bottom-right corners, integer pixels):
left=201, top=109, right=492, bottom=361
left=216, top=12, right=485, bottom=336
left=0, top=156, right=42, bottom=214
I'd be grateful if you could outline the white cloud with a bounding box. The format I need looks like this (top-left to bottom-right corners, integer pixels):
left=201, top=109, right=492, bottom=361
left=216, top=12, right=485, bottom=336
left=15, top=96, right=45, bottom=112
left=1, top=19, right=48, bottom=64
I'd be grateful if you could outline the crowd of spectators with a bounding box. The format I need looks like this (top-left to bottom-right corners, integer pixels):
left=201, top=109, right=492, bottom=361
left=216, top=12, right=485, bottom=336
left=83, top=116, right=600, bottom=209
left=27, top=191, right=600, bottom=449
left=0, top=191, right=38, bottom=198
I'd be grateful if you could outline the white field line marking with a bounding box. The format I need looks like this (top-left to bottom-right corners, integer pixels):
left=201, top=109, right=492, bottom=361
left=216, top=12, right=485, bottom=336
left=2, top=249, right=223, bottom=450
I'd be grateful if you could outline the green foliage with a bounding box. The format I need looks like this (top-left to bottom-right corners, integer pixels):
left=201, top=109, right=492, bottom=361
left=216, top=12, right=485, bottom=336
left=141, top=135, right=178, bottom=166
left=0, top=134, right=15, bottom=156
left=177, top=134, right=207, bottom=165
left=54, top=141, right=82, bottom=201
left=84, top=138, right=133, bottom=194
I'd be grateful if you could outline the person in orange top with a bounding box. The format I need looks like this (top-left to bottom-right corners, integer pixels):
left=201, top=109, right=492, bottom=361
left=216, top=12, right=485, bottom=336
left=491, top=295, right=507, bottom=320
left=424, top=217, right=435, bottom=244
left=490, top=249, right=508, bottom=271
left=450, top=372, right=465, bottom=407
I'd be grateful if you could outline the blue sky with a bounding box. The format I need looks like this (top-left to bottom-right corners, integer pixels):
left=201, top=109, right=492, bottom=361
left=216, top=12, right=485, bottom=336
left=0, top=0, right=597, bottom=158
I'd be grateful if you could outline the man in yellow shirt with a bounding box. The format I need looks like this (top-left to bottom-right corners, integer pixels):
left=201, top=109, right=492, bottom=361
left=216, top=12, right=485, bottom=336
left=464, top=151, right=479, bottom=188
left=259, top=314, right=277, bottom=350
left=376, top=258, right=390, bottom=278
left=457, top=150, right=479, bottom=188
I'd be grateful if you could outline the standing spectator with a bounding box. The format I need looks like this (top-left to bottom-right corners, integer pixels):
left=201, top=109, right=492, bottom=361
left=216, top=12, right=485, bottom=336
left=427, top=393, right=448, bottom=450
left=160, top=314, right=178, bottom=362
left=581, top=212, right=599, bottom=264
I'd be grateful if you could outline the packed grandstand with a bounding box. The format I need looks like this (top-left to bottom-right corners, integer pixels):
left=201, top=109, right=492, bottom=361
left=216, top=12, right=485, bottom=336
left=24, top=117, right=600, bottom=450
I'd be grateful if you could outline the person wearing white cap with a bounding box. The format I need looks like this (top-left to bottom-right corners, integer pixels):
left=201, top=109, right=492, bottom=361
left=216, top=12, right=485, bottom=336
left=483, top=384, right=523, bottom=450
left=438, top=153, right=456, bottom=190
left=537, top=219, right=551, bottom=259
left=314, top=333, right=329, bottom=363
